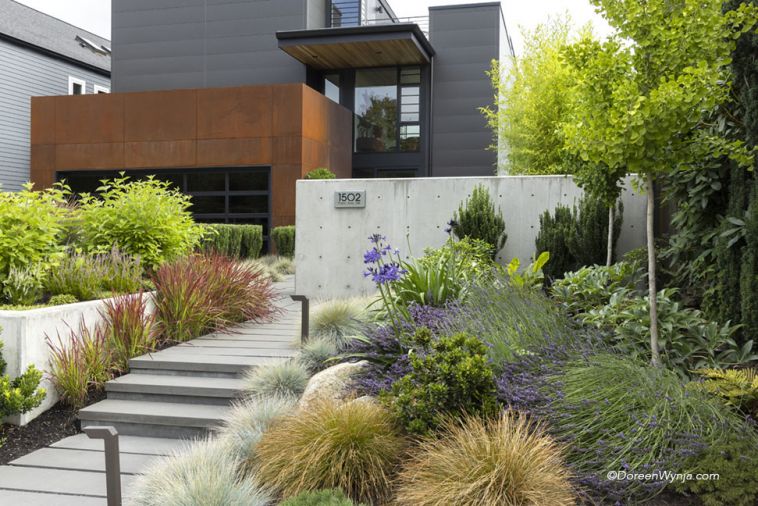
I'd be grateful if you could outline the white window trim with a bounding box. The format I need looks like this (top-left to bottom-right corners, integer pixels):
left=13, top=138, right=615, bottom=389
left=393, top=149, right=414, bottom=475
left=93, top=84, right=110, bottom=94
left=68, top=76, right=86, bottom=95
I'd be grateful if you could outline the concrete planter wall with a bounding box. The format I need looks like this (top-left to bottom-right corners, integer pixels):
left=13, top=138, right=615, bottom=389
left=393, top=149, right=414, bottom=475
left=0, top=294, right=153, bottom=426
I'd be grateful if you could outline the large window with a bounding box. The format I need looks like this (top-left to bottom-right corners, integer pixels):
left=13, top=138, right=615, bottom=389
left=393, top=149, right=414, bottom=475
left=354, top=66, right=421, bottom=154
left=57, top=167, right=271, bottom=244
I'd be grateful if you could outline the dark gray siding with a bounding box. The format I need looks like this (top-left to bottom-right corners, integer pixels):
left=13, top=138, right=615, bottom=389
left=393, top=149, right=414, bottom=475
left=429, top=3, right=501, bottom=177
left=0, top=40, right=110, bottom=190
left=112, top=0, right=309, bottom=92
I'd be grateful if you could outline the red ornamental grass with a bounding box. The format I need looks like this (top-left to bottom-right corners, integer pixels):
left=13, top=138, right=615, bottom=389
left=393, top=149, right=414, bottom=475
left=152, top=254, right=276, bottom=342
left=101, top=292, right=158, bottom=373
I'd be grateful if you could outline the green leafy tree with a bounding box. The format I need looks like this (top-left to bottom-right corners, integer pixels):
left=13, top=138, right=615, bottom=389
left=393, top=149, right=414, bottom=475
left=563, top=0, right=758, bottom=367
left=451, top=185, right=506, bottom=259
left=480, top=16, right=579, bottom=175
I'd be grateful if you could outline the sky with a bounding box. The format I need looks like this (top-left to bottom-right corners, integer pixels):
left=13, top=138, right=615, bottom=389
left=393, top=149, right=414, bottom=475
left=14, top=0, right=612, bottom=54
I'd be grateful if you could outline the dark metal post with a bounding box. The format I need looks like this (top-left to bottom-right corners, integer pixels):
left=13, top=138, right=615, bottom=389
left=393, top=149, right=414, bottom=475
left=290, top=295, right=309, bottom=343
left=84, top=426, right=122, bottom=506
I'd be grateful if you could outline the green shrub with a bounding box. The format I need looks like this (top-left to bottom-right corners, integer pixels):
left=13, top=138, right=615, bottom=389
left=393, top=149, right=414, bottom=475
left=390, top=253, right=469, bottom=309
left=395, top=412, right=575, bottom=506
left=217, top=395, right=296, bottom=462
left=2, top=266, right=44, bottom=305
left=450, top=185, right=507, bottom=258
left=298, top=337, right=339, bottom=374
left=48, top=294, right=78, bottom=306
left=130, top=438, right=272, bottom=506
left=0, top=182, right=69, bottom=278
left=535, top=204, right=576, bottom=281
left=311, top=298, right=370, bottom=350
left=690, top=368, right=758, bottom=417
left=503, top=251, right=550, bottom=290
left=239, top=225, right=263, bottom=258
left=78, top=175, right=204, bottom=268
left=272, top=226, right=296, bottom=257
left=45, top=252, right=106, bottom=301
left=255, top=399, right=405, bottom=504
left=304, top=167, right=337, bottom=180
left=0, top=339, right=46, bottom=418
left=420, top=237, right=496, bottom=282
left=550, top=262, right=640, bottom=314
left=201, top=224, right=263, bottom=259
left=244, top=360, right=309, bottom=398
left=280, top=489, right=361, bottom=506
left=101, top=247, right=143, bottom=294
left=382, top=327, right=499, bottom=435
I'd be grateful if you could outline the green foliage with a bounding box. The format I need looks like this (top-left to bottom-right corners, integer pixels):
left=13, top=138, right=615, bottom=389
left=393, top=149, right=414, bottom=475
left=280, top=489, right=361, bottom=506
left=690, top=368, right=758, bottom=418
left=420, top=237, right=496, bottom=283
left=304, top=167, right=337, bottom=180
left=550, top=262, right=641, bottom=314
left=673, top=434, right=758, bottom=506
left=504, top=252, right=550, bottom=290
left=48, top=294, right=78, bottom=306
left=45, top=252, right=106, bottom=301
left=272, top=226, right=296, bottom=257
left=551, top=354, right=758, bottom=501
left=383, top=328, right=499, bottom=435
left=535, top=205, right=575, bottom=280
left=0, top=341, right=46, bottom=418
left=255, top=399, right=404, bottom=504
left=201, top=224, right=263, bottom=259
left=480, top=17, right=579, bottom=175
left=78, top=175, right=204, bottom=268
left=0, top=182, right=69, bottom=278
left=243, top=360, right=309, bottom=399
left=2, top=266, right=44, bottom=305
left=451, top=185, right=506, bottom=257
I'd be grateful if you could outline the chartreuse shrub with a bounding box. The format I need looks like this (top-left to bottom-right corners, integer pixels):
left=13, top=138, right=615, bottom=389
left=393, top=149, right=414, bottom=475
left=0, top=339, right=46, bottom=418
left=382, top=327, right=498, bottom=435
left=0, top=182, right=69, bottom=279
left=130, top=438, right=272, bottom=506
left=304, top=167, right=336, bottom=180
left=2, top=265, right=44, bottom=305
left=255, top=399, right=405, bottom=504
left=281, top=489, right=363, bottom=506
left=201, top=224, right=263, bottom=259
left=272, top=226, right=296, bottom=257
left=243, top=360, right=309, bottom=398
left=78, top=175, right=204, bottom=269
left=48, top=294, right=78, bottom=306
left=395, top=412, right=575, bottom=506
left=690, top=368, right=758, bottom=417
left=549, top=354, right=758, bottom=503
left=450, top=184, right=506, bottom=258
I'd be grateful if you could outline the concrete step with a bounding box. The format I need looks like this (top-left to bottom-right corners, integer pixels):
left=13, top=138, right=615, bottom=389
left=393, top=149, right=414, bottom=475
left=79, top=399, right=230, bottom=439
left=105, top=374, right=244, bottom=405
left=129, top=353, right=282, bottom=378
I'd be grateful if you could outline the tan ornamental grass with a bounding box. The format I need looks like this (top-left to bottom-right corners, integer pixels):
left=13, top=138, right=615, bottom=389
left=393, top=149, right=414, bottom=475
left=395, top=411, right=575, bottom=506
left=255, top=398, right=405, bottom=504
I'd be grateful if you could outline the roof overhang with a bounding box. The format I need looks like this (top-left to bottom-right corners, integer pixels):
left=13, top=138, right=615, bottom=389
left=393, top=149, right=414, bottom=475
left=276, top=24, right=434, bottom=70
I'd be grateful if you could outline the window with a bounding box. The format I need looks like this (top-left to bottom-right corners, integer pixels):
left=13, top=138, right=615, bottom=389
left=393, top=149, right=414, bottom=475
left=325, top=74, right=340, bottom=104
left=68, top=76, right=86, bottom=95
left=354, top=68, right=398, bottom=153
left=399, top=68, right=421, bottom=152
left=94, top=85, right=110, bottom=94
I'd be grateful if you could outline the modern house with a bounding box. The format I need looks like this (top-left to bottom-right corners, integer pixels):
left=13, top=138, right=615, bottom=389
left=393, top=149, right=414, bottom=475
left=0, top=0, right=110, bottom=190
left=30, top=0, right=513, bottom=236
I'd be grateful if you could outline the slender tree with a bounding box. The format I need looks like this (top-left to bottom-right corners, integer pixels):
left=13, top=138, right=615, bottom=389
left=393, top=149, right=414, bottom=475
left=563, top=0, right=757, bottom=367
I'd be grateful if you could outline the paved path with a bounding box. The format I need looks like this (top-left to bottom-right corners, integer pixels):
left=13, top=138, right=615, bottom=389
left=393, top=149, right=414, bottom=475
left=0, top=276, right=299, bottom=504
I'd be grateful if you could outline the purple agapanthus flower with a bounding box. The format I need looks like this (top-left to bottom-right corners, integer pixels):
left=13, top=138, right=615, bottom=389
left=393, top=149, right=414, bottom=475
left=363, top=248, right=382, bottom=264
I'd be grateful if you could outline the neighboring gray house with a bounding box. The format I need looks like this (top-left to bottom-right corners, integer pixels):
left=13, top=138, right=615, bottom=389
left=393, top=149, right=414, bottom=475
left=0, top=0, right=110, bottom=190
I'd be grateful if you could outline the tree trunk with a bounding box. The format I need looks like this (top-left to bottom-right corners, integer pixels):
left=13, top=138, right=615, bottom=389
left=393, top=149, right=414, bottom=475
left=606, top=205, right=614, bottom=266
left=646, top=174, right=662, bottom=367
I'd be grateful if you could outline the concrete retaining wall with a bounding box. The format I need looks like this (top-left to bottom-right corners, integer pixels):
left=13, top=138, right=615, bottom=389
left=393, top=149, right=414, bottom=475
left=295, top=175, right=646, bottom=299
left=0, top=294, right=153, bottom=425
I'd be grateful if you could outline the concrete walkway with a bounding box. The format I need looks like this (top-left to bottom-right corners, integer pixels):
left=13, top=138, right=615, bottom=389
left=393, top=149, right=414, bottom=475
left=0, top=276, right=299, bottom=504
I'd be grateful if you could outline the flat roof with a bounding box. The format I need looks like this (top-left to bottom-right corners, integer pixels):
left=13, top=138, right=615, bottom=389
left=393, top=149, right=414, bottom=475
left=277, top=24, right=434, bottom=70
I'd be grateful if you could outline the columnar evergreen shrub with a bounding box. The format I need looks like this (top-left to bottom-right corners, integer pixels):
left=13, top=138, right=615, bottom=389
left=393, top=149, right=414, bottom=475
left=535, top=205, right=575, bottom=280
left=272, top=226, right=296, bottom=257
left=201, top=224, right=263, bottom=259
left=451, top=185, right=506, bottom=257
left=0, top=339, right=46, bottom=418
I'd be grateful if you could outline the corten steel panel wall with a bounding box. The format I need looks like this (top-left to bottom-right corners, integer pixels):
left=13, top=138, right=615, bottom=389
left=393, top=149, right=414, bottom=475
left=111, top=0, right=309, bottom=93
left=30, top=83, right=352, bottom=227
left=429, top=3, right=501, bottom=177
left=0, top=40, right=110, bottom=190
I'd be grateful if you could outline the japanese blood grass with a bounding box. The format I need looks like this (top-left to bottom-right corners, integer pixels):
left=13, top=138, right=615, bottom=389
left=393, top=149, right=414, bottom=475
left=100, top=292, right=157, bottom=373
left=254, top=399, right=405, bottom=504
left=548, top=354, right=758, bottom=502
left=395, top=411, right=575, bottom=506
left=130, top=437, right=272, bottom=506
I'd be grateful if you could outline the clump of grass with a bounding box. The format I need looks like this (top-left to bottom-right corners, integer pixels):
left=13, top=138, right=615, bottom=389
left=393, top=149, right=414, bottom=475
left=100, top=292, right=158, bottom=373
left=101, top=246, right=143, bottom=294
left=280, top=489, right=363, bottom=506
left=130, top=437, right=272, bottom=506
left=239, top=259, right=283, bottom=282
left=217, top=395, right=296, bottom=463
left=45, top=248, right=143, bottom=301
left=298, top=337, right=338, bottom=373
left=255, top=399, right=405, bottom=504
left=396, top=411, right=574, bottom=506
left=311, top=298, right=370, bottom=350
left=259, top=255, right=295, bottom=275
left=244, top=361, right=309, bottom=399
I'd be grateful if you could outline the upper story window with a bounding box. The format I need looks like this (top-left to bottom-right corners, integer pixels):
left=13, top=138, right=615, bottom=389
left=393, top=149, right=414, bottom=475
left=354, top=66, right=422, bottom=153
left=325, top=74, right=340, bottom=104
left=68, top=76, right=86, bottom=95
left=330, top=0, right=361, bottom=27
left=94, top=85, right=110, bottom=94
